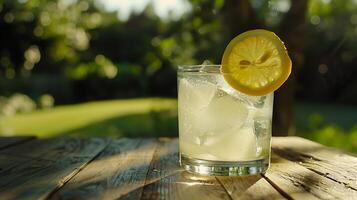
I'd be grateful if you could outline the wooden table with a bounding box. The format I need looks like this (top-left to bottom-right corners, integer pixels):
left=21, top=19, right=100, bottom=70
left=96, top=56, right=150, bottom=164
left=0, top=136, right=356, bottom=200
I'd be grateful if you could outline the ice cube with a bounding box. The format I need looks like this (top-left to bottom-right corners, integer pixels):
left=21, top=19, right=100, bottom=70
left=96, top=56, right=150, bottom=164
left=216, top=75, right=273, bottom=108
left=254, top=118, right=270, bottom=138
left=199, top=60, right=215, bottom=71
left=254, top=118, right=271, bottom=157
left=180, top=140, right=204, bottom=156
left=201, top=60, right=214, bottom=65
left=215, top=75, right=238, bottom=98
left=250, top=96, right=266, bottom=108
left=178, top=78, right=217, bottom=109
left=178, top=78, right=218, bottom=142
left=180, top=139, right=219, bottom=161
left=193, top=89, right=249, bottom=139
left=204, top=126, right=258, bottom=161
left=199, top=66, right=217, bottom=74
left=207, top=91, right=248, bottom=130
left=178, top=120, right=201, bottom=145
left=247, top=93, right=274, bottom=109
left=181, top=125, right=258, bottom=161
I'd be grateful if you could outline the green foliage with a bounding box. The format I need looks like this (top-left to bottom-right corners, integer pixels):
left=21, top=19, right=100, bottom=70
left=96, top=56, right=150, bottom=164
left=0, top=0, right=179, bottom=101
left=66, top=54, right=117, bottom=79
left=251, top=0, right=290, bottom=26
left=1, top=0, right=357, bottom=103
left=307, top=124, right=357, bottom=152
left=0, top=0, right=113, bottom=76
left=294, top=103, right=357, bottom=152
left=298, top=0, right=357, bottom=104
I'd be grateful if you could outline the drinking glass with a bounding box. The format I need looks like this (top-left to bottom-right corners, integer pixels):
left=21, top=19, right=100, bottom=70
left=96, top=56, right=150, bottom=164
left=178, top=65, right=273, bottom=176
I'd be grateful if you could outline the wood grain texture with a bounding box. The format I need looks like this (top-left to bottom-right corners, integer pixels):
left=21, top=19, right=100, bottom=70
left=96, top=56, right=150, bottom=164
left=0, top=137, right=107, bottom=200
left=264, top=153, right=357, bottom=200
left=51, top=138, right=158, bottom=200
left=272, top=137, right=357, bottom=191
left=0, top=137, right=106, bottom=160
left=0, top=136, right=34, bottom=150
left=216, top=175, right=286, bottom=200
left=140, top=138, right=232, bottom=200
left=1, top=136, right=356, bottom=200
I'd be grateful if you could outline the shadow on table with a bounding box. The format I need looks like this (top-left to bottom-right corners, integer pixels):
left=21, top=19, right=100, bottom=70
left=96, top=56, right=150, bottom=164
left=267, top=152, right=324, bottom=197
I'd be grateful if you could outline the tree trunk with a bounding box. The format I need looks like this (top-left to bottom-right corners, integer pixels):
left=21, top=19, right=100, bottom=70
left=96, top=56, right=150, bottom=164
left=222, top=0, right=262, bottom=38
left=273, top=0, right=308, bottom=136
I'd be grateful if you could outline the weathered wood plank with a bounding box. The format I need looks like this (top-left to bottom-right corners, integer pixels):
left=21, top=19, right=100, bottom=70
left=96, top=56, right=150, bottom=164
left=0, top=137, right=106, bottom=160
left=51, top=138, right=158, bottom=200
left=0, top=154, right=32, bottom=176
left=272, top=137, right=357, bottom=190
left=216, top=175, right=286, bottom=200
left=263, top=153, right=357, bottom=199
left=140, top=138, right=231, bottom=200
left=0, top=137, right=107, bottom=200
left=1, top=136, right=355, bottom=199
left=0, top=136, right=34, bottom=150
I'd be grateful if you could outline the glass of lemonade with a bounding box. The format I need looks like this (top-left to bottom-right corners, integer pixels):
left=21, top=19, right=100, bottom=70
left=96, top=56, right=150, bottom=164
left=178, top=65, right=273, bottom=176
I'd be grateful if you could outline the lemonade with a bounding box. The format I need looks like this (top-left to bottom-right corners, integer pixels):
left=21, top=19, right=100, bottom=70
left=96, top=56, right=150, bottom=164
left=177, top=29, right=291, bottom=176
left=178, top=65, right=273, bottom=175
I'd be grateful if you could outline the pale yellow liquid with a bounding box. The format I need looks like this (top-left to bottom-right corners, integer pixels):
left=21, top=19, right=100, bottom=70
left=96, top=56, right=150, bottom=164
left=178, top=72, right=273, bottom=162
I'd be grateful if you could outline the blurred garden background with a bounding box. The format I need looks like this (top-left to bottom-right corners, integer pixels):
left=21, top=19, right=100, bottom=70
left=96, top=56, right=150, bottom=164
left=0, top=0, right=356, bottom=153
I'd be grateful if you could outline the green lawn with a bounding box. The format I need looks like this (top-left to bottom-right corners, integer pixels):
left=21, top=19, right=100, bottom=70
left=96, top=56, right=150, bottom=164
left=0, top=98, right=178, bottom=138
left=1, top=98, right=356, bottom=153
left=293, top=102, right=357, bottom=153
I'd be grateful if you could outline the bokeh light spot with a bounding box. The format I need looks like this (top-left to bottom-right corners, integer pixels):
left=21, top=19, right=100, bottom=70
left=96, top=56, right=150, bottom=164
left=24, top=45, right=41, bottom=64
left=318, top=64, right=328, bottom=74
left=350, top=14, right=357, bottom=25
left=79, top=1, right=89, bottom=11
left=6, top=68, right=15, bottom=79
left=40, top=12, right=51, bottom=26
left=310, top=15, right=321, bottom=25
left=34, top=26, right=44, bottom=37
left=4, top=13, right=15, bottom=23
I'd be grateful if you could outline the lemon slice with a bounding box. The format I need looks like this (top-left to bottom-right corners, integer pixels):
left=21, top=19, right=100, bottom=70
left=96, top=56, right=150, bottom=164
left=221, top=29, right=292, bottom=96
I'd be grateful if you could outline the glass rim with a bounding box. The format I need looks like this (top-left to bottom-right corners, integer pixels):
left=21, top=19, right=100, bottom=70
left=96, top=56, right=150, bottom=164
left=178, top=64, right=226, bottom=74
